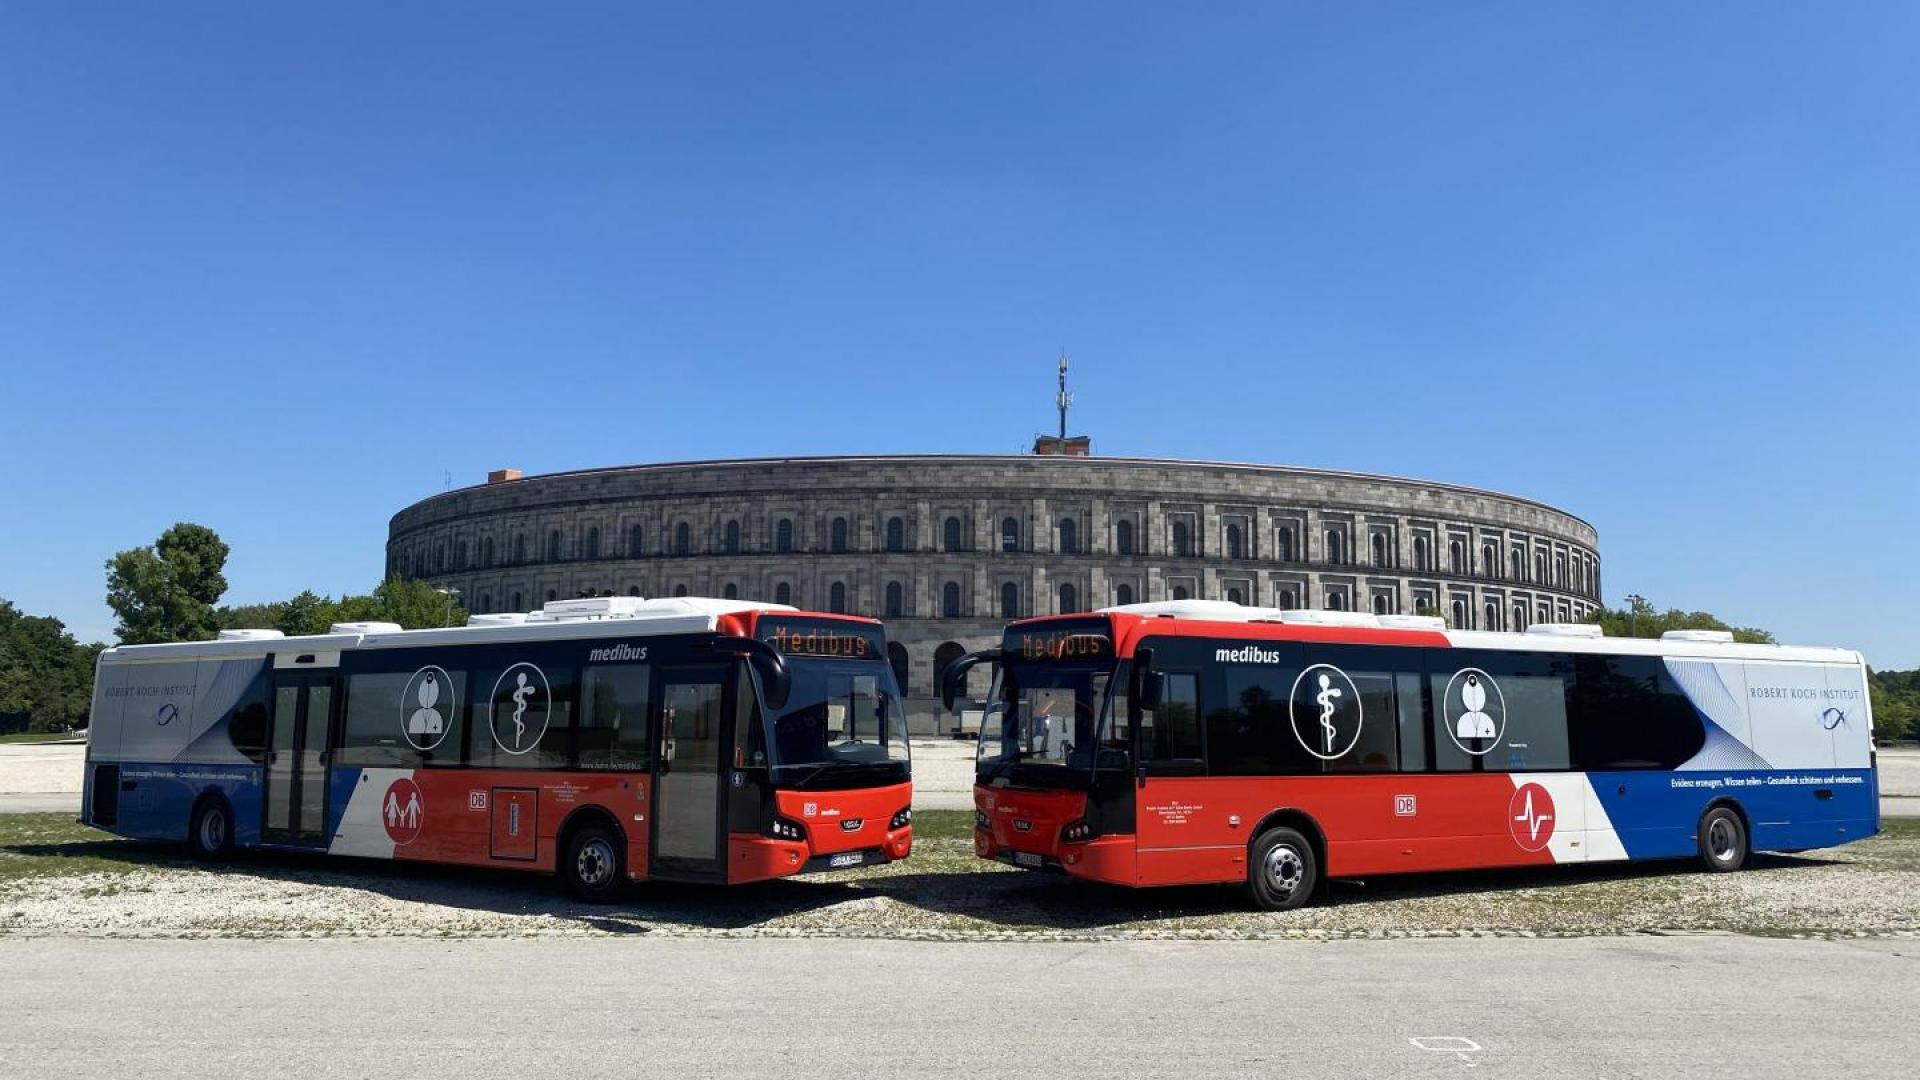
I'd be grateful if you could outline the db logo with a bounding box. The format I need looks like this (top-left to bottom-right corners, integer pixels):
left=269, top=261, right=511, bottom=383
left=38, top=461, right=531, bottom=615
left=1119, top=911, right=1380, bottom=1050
left=1507, top=783, right=1556, bottom=852
left=1393, top=794, right=1417, bottom=818
left=803, top=802, right=818, bottom=818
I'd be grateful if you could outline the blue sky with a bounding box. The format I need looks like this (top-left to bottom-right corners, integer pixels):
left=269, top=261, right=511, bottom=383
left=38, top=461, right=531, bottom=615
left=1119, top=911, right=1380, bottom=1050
left=1, top=4, right=1915, bottom=667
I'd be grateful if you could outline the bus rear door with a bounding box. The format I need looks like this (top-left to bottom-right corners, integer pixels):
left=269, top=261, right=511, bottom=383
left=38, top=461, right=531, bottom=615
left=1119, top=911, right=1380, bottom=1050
left=263, top=671, right=337, bottom=848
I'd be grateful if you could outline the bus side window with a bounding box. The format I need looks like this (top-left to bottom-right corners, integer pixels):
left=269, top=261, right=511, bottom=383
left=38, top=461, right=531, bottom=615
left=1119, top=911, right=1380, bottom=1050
left=1395, top=670, right=1428, bottom=772
left=577, top=664, right=652, bottom=770
left=340, top=668, right=432, bottom=769
left=1146, top=672, right=1202, bottom=763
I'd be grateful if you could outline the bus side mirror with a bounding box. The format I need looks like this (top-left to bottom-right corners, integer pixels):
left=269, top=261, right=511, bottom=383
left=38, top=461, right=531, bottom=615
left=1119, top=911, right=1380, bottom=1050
left=714, top=637, right=791, bottom=710
left=940, top=648, right=1002, bottom=712
left=1131, top=648, right=1163, bottom=711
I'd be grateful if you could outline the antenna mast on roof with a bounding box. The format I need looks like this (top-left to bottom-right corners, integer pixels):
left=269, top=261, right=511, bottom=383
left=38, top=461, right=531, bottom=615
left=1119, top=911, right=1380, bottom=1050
left=1056, top=350, right=1072, bottom=441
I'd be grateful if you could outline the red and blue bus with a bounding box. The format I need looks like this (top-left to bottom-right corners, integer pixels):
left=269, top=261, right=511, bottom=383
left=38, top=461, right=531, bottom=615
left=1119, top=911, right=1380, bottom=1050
left=84, top=596, right=912, bottom=899
left=946, top=600, right=1878, bottom=909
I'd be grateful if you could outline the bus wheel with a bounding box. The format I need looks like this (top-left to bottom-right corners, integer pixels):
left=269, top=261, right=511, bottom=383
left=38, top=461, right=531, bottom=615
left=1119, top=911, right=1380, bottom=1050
left=1246, top=826, right=1318, bottom=911
left=187, top=798, right=234, bottom=861
left=561, top=822, right=626, bottom=903
left=1697, top=806, right=1749, bottom=873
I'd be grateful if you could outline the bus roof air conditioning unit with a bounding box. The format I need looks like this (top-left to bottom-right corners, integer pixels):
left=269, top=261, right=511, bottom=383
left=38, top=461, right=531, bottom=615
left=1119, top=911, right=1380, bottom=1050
left=216, top=629, right=285, bottom=641
left=329, top=622, right=404, bottom=635
left=1377, top=614, right=1447, bottom=631
left=1524, top=623, right=1604, bottom=638
left=1277, top=609, right=1383, bottom=629
left=538, top=597, right=650, bottom=621
left=466, top=613, right=530, bottom=627
left=1662, top=629, right=1736, bottom=644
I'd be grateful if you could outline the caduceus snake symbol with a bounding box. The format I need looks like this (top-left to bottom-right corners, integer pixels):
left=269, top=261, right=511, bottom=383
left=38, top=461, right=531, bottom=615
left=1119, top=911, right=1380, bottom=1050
left=1315, top=673, right=1343, bottom=753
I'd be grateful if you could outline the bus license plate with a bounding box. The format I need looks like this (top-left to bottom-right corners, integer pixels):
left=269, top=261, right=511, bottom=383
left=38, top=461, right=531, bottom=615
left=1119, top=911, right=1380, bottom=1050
left=829, top=852, right=864, bottom=869
left=1013, top=852, right=1043, bottom=868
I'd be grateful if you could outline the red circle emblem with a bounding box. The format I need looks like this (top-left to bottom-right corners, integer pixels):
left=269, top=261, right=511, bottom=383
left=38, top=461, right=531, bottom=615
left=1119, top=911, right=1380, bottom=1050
left=1506, top=782, right=1556, bottom=853
left=381, top=778, right=424, bottom=846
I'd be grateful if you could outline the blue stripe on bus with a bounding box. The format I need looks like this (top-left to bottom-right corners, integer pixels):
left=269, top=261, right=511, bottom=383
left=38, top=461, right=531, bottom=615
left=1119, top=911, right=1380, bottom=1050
left=1592, top=768, right=1877, bottom=859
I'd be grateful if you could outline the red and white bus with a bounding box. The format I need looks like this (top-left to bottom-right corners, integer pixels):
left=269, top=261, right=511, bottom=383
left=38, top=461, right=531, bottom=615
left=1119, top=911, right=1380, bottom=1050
left=84, top=596, right=912, bottom=899
left=946, top=600, right=1878, bottom=909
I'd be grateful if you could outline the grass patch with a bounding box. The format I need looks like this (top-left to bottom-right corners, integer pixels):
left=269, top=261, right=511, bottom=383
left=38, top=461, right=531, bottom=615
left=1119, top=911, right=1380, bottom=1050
left=0, top=732, right=78, bottom=745
left=0, top=813, right=148, bottom=883
left=908, top=809, right=973, bottom=843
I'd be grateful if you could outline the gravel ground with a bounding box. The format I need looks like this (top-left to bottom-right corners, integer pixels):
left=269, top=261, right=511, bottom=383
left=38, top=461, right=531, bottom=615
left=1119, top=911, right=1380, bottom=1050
left=0, top=743, right=84, bottom=794
left=2, top=812, right=1915, bottom=941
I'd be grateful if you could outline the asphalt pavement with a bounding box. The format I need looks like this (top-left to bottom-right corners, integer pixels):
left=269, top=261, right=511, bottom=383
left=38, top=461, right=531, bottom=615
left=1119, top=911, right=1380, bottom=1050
left=0, top=934, right=1912, bottom=1079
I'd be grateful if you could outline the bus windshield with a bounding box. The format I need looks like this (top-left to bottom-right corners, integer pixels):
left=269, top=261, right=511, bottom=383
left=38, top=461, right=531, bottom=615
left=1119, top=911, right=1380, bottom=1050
left=764, top=658, right=910, bottom=786
left=977, top=660, right=1117, bottom=774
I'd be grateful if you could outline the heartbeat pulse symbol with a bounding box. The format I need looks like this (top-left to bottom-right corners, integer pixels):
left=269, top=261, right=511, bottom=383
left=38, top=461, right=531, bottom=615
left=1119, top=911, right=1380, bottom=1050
left=1514, top=789, right=1553, bottom=843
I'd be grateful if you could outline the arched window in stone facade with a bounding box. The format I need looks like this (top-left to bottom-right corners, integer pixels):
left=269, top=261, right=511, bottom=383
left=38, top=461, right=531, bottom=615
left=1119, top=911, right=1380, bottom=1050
left=674, top=522, right=691, bottom=556
left=674, top=584, right=688, bottom=598
left=1172, top=520, right=1192, bottom=557
left=1449, top=539, right=1464, bottom=573
left=829, top=582, right=847, bottom=614
left=1059, top=518, right=1078, bottom=555
left=1413, top=535, right=1429, bottom=570
left=1172, top=584, right=1191, bottom=601
left=831, top=517, right=849, bottom=553
left=1326, top=589, right=1344, bottom=611
left=1059, top=583, right=1078, bottom=613
left=943, top=517, right=963, bottom=552
left=775, top=582, right=792, bottom=606
left=1116, top=583, right=1134, bottom=606
left=776, top=518, right=794, bottom=553
left=1116, top=519, right=1134, bottom=555
left=1483, top=544, right=1497, bottom=577
left=1325, top=530, right=1343, bottom=565
left=584, top=527, right=600, bottom=560
left=515, top=534, right=528, bottom=565
left=722, top=520, right=740, bottom=554
left=1373, top=533, right=1389, bottom=568
left=885, top=582, right=904, bottom=618
left=1000, top=517, right=1020, bottom=553
left=723, top=583, right=739, bottom=600
left=1277, top=526, right=1296, bottom=562
left=546, top=530, right=561, bottom=562
left=1227, top=586, right=1244, bottom=605
left=1373, top=594, right=1390, bottom=615
left=1000, top=582, right=1019, bottom=619
left=1278, top=588, right=1297, bottom=610
left=1227, top=523, right=1244, bottom=560
left=1485, top=601, right=1500, bottom=630
left=629, top=525, right=645, bottom=558
left=1451, top=599, right=1467, bottom=628
left=942, top=581, right=963, bottom=617
left=886, top=516, right=906, bottom=552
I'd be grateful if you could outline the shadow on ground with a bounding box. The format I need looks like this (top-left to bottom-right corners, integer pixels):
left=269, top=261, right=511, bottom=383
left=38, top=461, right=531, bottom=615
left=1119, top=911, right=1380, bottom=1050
left=0, top=829, right=1854, bottom=934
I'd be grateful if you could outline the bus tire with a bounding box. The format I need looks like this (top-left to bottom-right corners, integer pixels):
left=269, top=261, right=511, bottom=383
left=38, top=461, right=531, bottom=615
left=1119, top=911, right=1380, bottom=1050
left=560, top=821, right=626, bottom=903
left=1697, top=805, right=1748, bottom=873
left=187, top=796, right=234, bottom=861
left=1246, top=826, right=1318, bottom=911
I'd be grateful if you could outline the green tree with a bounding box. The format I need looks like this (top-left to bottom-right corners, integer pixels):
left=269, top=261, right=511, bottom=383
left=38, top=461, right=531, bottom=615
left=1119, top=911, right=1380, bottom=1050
left=105, top=523, right=231, bottom=643
left=215, top=601, right=286, bottom=631
left=1870, top=669, right=1919, bottom=742
left=1581, top=595, right=1774, bottom=645
left=367, top=577, right=465, bottom=629
left=275, top=590, right=338, bottom=637
left=0, top=599, right=104, bottom=732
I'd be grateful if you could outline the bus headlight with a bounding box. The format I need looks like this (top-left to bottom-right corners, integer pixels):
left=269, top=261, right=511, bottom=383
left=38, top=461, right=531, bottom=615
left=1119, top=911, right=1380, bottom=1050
left=767, top=817, right=806, bottom=842
left=890, top=807, right=912, bottom=830
left=1061, top=820, right=1097, bottom=844
left=975, top=810, right=991, bottom=831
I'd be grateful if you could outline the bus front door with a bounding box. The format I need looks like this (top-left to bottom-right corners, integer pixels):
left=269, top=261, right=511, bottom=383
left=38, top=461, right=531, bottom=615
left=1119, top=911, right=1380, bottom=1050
left=262, top=674, right=337, bottom=848
left=651, top=666, right=731, bottom=880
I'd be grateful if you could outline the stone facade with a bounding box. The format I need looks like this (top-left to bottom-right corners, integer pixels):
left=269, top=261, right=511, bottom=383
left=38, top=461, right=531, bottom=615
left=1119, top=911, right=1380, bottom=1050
left=389, top=456, right=1601, bottom=726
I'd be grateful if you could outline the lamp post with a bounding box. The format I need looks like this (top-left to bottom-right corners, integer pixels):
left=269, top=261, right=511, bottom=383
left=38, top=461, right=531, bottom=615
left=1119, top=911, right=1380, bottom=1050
left=1624, top=593, right=1646, bottom=638
left=435, top=587, right=461, bottom=628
